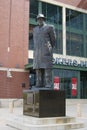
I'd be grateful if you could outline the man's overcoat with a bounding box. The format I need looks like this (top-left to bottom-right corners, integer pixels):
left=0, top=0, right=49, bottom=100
left=33, top=24, right=56, bottom=69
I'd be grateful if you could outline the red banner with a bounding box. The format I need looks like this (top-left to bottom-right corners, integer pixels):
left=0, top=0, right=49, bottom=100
left=71, top=78, right=77, bottom=96
left=54, top=77, right=60, bottom=90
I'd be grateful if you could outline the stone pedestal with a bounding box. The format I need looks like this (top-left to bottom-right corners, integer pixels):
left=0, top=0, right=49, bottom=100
left=23, top=90, right=65, bottom=117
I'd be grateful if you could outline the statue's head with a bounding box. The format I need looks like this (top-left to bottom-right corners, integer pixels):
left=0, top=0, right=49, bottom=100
left=36, top=14, right=46, bottom=26
left=36, top=14, right=46, bottom=20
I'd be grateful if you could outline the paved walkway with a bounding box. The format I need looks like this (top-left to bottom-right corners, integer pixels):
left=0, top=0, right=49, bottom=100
left=66, top=104, right=87, bottom=130
left=0, top=104, right=87, bottom=130
left=0, top=107, right=22, bottom=130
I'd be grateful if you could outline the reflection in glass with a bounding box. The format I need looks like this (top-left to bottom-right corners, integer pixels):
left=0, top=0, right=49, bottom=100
left=66, top=9, right=87, bottom=57
left=54, top=69, right=78, bottom=98
left=66, top=32, right=84, bottom=56
left=85, top=14, right=87, bottom=31
left=86, top=36, right=87, bottom=57
left=66, top=9, right=83, bottom=30
left=42, top=3, right=62, bottom=25
left=54, top=29, right=62, bottom=54
left=30, top=0, right=38, bottom=19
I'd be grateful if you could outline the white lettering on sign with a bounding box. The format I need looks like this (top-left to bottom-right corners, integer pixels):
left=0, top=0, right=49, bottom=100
left=53, top=57, right=87, bottom=68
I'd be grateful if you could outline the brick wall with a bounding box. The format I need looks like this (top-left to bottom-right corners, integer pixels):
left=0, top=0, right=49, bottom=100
left=0, top=0, right=29, bottom=98
left=0, top=70, right=29, bottom=98
left=0, top=0, right=29, bottom=68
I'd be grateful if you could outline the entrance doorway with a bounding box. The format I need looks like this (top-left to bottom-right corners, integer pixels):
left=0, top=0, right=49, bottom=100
left=60, top=78, right=71, bottom=98
left=80, top=71, right=87, bottom=98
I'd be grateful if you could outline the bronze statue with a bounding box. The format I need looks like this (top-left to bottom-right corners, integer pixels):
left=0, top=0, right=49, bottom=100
left=33, top=14, right=56, bottom=88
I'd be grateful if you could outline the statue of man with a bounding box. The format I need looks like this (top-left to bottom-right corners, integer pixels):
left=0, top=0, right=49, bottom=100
left=33, top=14, right=56, bottom=88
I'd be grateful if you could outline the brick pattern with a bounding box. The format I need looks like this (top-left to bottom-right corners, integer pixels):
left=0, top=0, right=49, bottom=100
left=0, top=0, right=10, bottom=66
left=0, top=0, right=29, bottom=98
left=0, top=0, right=29, bottom=68
left=0, top=70, right=29, bottom=98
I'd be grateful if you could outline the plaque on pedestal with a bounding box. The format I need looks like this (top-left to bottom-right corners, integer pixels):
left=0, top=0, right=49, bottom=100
left=23, top=89, right=65, bottom=117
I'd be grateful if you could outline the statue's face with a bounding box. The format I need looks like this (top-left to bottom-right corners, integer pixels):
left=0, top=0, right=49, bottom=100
left=37, top=18, right=45, bottom=26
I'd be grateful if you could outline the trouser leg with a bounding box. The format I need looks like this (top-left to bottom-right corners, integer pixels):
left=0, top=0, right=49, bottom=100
left=41, top=69, right=45, bottom=87
left=36, top=69, right=45, bottom=87
left=36, top=69, right=42, bottom=87
left=45, top=69, right=53, bottom=88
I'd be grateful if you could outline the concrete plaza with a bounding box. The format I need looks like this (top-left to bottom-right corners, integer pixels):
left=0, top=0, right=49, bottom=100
left=0, top=100, right=87, bottom=130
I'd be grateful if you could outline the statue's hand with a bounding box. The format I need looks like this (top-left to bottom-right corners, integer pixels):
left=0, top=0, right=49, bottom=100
left=47, top=42, right=52, bottom=53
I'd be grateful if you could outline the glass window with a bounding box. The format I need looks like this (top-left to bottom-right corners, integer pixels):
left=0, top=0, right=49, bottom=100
left=42, top=2, right=63, bottom=54
left=85, top=14, right=87, bottom=31
left=66, top=9, right=83, bottom=30
left=66, top=9, right=87, bottom=57
left=80, top=71, right=87, bottom=99
left=42, top=3, right=62, bottom=25
left=29, top=25, right=35, bottom=50
left=66, top=32, right=84, bottom=56
left=54, top=29, right=63, bottom=54
left=30, top=0, right=38, bottom=19
left=28, top=59, right=33, bottom=63
left=29, top=1, right=63, bottom=54
left=42, top=3, right=57, bottom=24
left=86, top=36, right=87, bottom=57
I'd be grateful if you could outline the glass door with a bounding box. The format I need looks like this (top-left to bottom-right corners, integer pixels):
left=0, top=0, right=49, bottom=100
left=80, top=72, right=87, bottom=98
left=60, top=78, right=72, bottom=98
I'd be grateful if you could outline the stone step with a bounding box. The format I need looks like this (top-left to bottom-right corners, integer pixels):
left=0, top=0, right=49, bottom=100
left=10, top=115, right=76, bottom=125
left=7, top=120, right=84, bottom=130
left=7, top=115, right=84, bottom=130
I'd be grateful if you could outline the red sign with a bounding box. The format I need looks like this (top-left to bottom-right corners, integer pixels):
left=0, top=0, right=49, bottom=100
left=54, top=77, right=60, bottom=90
left=71, top=78, right=77, bottom=96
